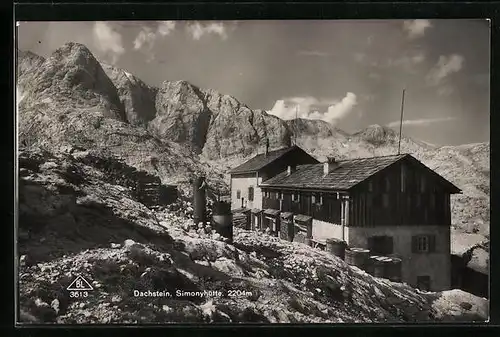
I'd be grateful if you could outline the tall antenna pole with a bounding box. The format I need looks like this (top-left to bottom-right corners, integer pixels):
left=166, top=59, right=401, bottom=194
left=292, top=105, right=298, bottom=146
left=398, top=88, right=406, bottom=155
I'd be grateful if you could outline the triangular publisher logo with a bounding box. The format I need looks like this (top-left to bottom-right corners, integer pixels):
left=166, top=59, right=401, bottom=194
left=66, top=274, right=93, bottom=291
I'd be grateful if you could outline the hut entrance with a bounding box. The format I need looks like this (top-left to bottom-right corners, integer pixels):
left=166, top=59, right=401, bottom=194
left=368, top=235, right=394, bottom=255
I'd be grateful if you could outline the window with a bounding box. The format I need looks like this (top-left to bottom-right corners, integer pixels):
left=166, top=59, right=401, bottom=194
left=416, top=276, right=431, bottom=291
left=292, top=192, right=300, bottom=202
left=248, top=186, right=254, bottom=201
left=368, top=236, right=394, bottom=255
left=412, top=235, right=436, bottom=253
left=236, top=190, right=241, bottom=199
left=278, top=191, right=283, bottom=200
left=382, top=194, right=389, bottom=208
left=312, top=194, right=316, bottom=204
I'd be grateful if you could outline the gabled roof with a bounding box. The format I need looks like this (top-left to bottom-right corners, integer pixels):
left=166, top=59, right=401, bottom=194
left=260, top=153, right=461, bottom=193
left=229, top=145, right=304, bottom=174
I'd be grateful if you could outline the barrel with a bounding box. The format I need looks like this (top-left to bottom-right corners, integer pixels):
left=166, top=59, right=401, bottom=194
left=373, top=256, right=391, bottom=278
left=211, top=201, right=233, bottom=243
left=345, top=248, right=370, bottom=269
left=366, top=255, right=381, bottom=275
left=193, top=177, right=206, bottom=225
left=325, top=238, right=347, bottom=260
left=287, top=222, right=294, bottom=242
left=385, top=257, right=403, bottom=282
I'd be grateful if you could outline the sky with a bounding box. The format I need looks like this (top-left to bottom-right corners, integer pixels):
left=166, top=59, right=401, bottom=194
left=17, top=20, right=490, bottom=146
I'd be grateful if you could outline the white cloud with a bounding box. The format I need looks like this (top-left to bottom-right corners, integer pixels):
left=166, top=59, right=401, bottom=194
left=134, top=27, right=156, bottom=50
left=93, top=22, right=125, bottom=63
left=157, top=21, right=176, bottom=36
left=268, top=93, right=357, bottom=125
left=403, top=20, right=432, bottom=39
left=386, top=117, right=456, bottom=128
left=426, top=54, right=465, bottom=85
left=133, top=21, right=176, bottom=51
left=186, top=21, right=228, bottom=40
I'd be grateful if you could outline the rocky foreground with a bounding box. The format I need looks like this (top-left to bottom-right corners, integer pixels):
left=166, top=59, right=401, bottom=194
left=18, top=148, right=488, bottom=324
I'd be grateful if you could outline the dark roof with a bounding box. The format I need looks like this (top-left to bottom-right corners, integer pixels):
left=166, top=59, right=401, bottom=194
left=260, top=154, right=461, bottom=193
left=229, top=145, right=301, bottom=174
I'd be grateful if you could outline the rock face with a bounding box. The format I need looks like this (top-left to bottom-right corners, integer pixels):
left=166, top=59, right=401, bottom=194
left=353, top=124, right=400, bottom=146
left=149, top=81, right=291, bottom=157
left=101, top=63, right=157, bottom=126
left=17, top=50, right=46, bottom=82
left=286, top=118, right=349, bottom=139
left=19, top=42, right=126, bottom=121
left=149, top=80, right=211, bottom=152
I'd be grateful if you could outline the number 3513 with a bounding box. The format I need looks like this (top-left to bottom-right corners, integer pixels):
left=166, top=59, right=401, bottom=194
left=69, top=291, right=89, bottom=298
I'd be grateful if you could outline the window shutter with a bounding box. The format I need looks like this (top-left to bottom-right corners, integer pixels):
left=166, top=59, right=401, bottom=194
left=237, top=190, right=241, bottom=199
left=429, top=235, right=436, bottom=253
left=248, top=187, right=254, bottom=201
left=411, top=236, right=418, bottom=253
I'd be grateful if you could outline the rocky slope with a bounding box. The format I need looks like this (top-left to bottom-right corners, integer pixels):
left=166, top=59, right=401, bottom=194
left=18, top=148, right=488, bottom=323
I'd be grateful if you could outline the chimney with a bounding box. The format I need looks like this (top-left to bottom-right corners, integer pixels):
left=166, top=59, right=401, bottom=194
left=287, top=165, right=296, bottom=176
left=265, top=138, right=270, bottom=156
left=323, top=157, right=337, bottom=176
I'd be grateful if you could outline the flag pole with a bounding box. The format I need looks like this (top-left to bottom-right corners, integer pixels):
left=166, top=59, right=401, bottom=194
left=293, top=105, right=299, bottom=145
left=398, top=88, right=406, bottom=155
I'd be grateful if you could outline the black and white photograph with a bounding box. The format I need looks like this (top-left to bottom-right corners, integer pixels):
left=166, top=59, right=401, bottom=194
left=16, top=19, right=490, bottom=324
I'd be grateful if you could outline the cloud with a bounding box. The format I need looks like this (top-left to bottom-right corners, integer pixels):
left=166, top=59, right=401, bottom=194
left=93, top=22, right=125, bottom=63
left=157, top=21, right=176, bottom=36
left=386, top=117, right=456, bottom=128
left=133, top=21, right=176, bottom=51
left=426, top=54, right=465, bottom=85
left=186, top=21, right=228, bottom=40
left=297, top=50, right=330, bottom=57
left=268, top=93, right=357, bottom=125
left=403, top=20, right=432, bottom=39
